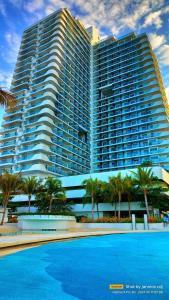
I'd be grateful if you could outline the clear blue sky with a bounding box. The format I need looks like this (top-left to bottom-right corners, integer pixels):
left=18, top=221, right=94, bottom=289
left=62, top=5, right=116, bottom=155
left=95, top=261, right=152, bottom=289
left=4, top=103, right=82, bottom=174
left=0, top=0, right=169, bottom=123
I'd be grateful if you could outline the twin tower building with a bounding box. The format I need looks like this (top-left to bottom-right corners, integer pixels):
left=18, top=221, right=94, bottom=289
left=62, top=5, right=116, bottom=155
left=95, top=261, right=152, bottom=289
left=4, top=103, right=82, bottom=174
left=1, top=8, right=169, bottom=178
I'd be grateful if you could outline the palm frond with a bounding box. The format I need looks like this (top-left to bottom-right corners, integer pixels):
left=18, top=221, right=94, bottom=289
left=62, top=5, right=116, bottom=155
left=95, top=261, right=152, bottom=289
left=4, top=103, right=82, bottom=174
left=0, top=88, right=17, bottom=108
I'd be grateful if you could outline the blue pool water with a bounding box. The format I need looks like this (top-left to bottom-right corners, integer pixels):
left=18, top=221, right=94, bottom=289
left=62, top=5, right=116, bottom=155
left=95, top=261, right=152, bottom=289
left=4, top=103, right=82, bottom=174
left=0, top=232, right=169, bottom=300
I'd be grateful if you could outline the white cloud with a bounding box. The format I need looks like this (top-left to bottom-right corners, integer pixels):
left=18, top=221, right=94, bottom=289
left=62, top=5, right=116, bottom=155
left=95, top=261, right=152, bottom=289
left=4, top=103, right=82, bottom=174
left=143, top=11, right=163, bottom=28
left=143, top=5, right=169, bottom=29
left=63, top=0, right=167, bottom=36
left=165, top=86, right=169, bottom=103
left=0, top=70, right=13, bottom=89
left=158, top=44, right=169, bottom=65
left=45, top=4, right=56, bottom=15
left=24, top=0, right=44, bottom=13
left=165, top=87, right=169, bottom=96
left=147, top=33, right=169, bottom=70
left=9, top=0, right=22, bottom=8
left=26, top=0, right=165, bottom=36
left=6, top=0, right=166, bottom=38
left=0, top=0, right=6, bottom=17
left=2, top=31, right=21, bottom=64
left=165, top=86, right=169, bottom=98
left=0, top=70, right=13, bottom=125
left=149, top=33, right=166, bottom=49
left=163, top=5, right=169, bottom=13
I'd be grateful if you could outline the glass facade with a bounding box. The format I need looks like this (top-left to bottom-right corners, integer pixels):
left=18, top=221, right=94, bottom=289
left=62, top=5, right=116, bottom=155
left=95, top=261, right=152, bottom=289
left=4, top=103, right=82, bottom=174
left=0, top=9, right=91, bottom=177
left=0, top=10, right=169, bottom=177
left=92, top=33, right=169, bottom=172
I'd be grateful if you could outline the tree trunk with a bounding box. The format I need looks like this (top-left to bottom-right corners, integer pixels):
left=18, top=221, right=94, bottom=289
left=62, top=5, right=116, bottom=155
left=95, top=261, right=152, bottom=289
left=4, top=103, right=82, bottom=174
left=28, top=195, right=31, bottom=213
left=114, top=200, right=117, bottom=217
left=49, top=198, right=53, bottom=213
left=118, top=192, right=121, bottom=221
left=0, top=197, right=8, bottom=226
left=128, top=194, right=131, bottom=218
left=91, top=195, right=94, bottom=222
left=144, top=190, right=150, bottom=218
left=110, top=194, right=116, bottom=217
left=96, top=202, right=99, bottom=218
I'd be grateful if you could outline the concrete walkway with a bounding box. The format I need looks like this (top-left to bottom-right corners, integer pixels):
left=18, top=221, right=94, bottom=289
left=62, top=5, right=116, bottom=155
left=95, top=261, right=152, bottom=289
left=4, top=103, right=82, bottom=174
left=0, top=230, right=125, bottom=249
left=0, top=230, right=130, bottom=256
left=1, top=229, right=168, bottom=257
left=0, top=229, right=162, bottom=248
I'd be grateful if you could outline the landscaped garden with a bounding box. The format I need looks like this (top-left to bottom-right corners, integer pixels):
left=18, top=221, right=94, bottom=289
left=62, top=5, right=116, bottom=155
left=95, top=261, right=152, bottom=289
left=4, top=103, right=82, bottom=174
left=0, top=166, right=169, bottom=227
left=82, top=166, right=169, bottom=222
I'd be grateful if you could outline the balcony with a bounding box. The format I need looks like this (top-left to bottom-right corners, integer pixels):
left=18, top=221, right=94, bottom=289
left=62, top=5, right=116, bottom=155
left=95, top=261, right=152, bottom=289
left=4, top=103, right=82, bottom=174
left=0, top=159, right=14, bottom=165
left=27, top=99, right=55, bottom=111
left=2, top=117, right=21, bottom=126
left=0, top=150, right=14, bottom=157
left=1, top=132, right=17, bottom=140
left=0, top=141, right=16, bottom=148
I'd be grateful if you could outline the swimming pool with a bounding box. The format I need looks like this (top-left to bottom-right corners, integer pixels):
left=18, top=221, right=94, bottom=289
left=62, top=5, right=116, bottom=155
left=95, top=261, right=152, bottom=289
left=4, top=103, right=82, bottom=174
left=0, top=232, right=168, bottom=300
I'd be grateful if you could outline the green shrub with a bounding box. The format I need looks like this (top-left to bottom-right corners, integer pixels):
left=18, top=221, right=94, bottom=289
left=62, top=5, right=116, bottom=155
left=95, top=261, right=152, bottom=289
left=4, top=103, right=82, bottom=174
left=148, top=216, right=162, bottom=223
left=135, top=218, right=144, bottom=223
left=80, top=216, right=162, bottom=223
left=80, top=217, right=131, bottom=223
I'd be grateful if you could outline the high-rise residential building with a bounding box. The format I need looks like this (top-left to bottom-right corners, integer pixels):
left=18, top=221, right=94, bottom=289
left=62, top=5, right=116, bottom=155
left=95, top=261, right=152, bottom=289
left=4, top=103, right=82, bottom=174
left=1, top=9, right=169, bottom=178
left=92, top=33, right=169, bottom=172
left=0, top=9, right=91, bottom=177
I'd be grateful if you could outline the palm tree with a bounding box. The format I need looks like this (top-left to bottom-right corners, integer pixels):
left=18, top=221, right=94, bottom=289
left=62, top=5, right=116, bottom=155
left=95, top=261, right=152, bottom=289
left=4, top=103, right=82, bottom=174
left=109, top=173, right=125, bottom=220
left=83, top=178, right=101, bottom=222
left=22, top=177, right=41, bottom=213
left=141, top=160, right=153, bottom=167
left=93, top=180, right=105, bottom=218
left=106, top=179, right=118, bottom=217
left=131, top=167, right=158, bottom=217
left=45, top=177, right=65, bottom=213
left=36, top=191, right=71, bottom=214
left=36, top=191, right=52, bottom=213
left=0, top=87, right=17, bottom=108
left=123, top=175, right=135, bottom=218
left=0, top=172, right=21, bottom=225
